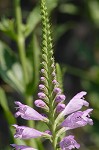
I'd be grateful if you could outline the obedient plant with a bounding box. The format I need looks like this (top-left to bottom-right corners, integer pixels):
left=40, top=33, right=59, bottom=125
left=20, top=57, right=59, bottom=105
left=11, top=0, right=93, bottom=149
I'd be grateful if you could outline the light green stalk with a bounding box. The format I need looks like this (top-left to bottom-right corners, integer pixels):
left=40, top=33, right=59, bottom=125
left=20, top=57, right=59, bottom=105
left=14, top=0, right=28, bottom=86
left=14, top=0, right=37, bottom=148
left=40, top=0, right=58, bottom=149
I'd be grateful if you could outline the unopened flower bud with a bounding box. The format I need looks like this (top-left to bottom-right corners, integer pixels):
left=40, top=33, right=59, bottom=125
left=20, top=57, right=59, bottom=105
left=35, top=100, right=49, bottom=111
left=41, top=77, right=45, bottom=81
left=38, top=92, right=46, bottom=99
left=52, top=80, right=58, bottom=85
left=41, top=69, right=45, bottom=73
left=55, top=94, right=66, bottom=103
left=54, top=88, right=62, bottom=94
left=56, top=103, right=65, bottom=113
left=39, top=84, right=45, bottom=90
left=52, top=72, right=56, bottom=77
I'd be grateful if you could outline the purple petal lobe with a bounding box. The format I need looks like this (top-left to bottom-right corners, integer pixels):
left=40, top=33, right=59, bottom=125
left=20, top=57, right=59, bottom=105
left=13, top=125, right=45, bottom=139
left=61, top=109, right=93, bottom=130
left=60, top=135, right=80, bottom=150
left=45, top=130, right=52, bottom=135
left=10, top=144, right=37, bottom=150
left=73, top=91, right=87, bottom=99
left=62, top=91, right=89, bottom=116
left=15, top=101, right=47, bottom=121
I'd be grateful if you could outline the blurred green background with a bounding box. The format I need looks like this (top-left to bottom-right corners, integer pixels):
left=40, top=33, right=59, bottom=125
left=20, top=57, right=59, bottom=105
left=0, top=0, right=99, bottom=150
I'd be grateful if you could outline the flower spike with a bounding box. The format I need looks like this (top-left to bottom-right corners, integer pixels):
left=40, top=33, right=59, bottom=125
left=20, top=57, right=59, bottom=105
left=11, top=0, right=93, bottom=149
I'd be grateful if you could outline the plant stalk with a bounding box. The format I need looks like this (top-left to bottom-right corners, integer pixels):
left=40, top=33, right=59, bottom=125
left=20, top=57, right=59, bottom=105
left=14, top=0, right=37, bottom=148
left=14, top=0, right=28, bottom=87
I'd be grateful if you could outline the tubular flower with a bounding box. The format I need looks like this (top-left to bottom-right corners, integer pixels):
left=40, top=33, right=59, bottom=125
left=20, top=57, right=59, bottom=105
left=61, top=91, right=89, bottom=116
left=11, top=0, right=93, bottom=149
left=15, top=101, right=48, bottom=122
left=13, top=125, right=46, bottom=139
left=60, top=135, right=80, bottom=150
left=61, top=109, right=93, bottom=130
left=10, top=144, right=37, bottom=150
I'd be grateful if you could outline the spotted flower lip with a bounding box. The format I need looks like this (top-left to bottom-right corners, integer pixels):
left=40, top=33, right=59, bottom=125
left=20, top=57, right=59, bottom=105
left=13, top=125, right=46, bottom=139
left=61, top=91, right=89, bottom=116
left=10, top=144, right=37, bottom=150
left=15, top=101, right=48, bottom=122
left=61, top=109, right=93, bottom=130
left=60, top=135, right=80, bottom=150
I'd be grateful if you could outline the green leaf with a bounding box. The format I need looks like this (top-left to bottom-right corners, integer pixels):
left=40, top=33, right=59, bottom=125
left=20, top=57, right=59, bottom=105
left=25, top=7, right=41, bottom=37
left=0, top=18, right=17, bottom=40
left=0, top=87, right=16, bottom=125
left=0, top=41, right=25, bottom=94
left=26, top=34, right=40, bottom=95
left=46, top=0, right=58, bottom=12
left=56, top=63, right=66, bottom=91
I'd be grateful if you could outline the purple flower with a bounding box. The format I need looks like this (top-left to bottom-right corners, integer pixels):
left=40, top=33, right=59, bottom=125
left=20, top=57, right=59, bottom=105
left=55, top=94, right=66, bottom=103
left=52, top=79, right=58, bottom=85
left=60, top=135, right=80, bottom=150
left=54, top=88, right=62, bottom=94
left=13, top=125, right=46, bottom=139
left=10, top=144, right=37, bottom=150
left=61, top=109, right=93, bottom=130
left=56, top=103, right=65, bottom=113
left=61, top=91, right=89, bottom=116
left=38, top=92, right=46, bottom=99
left=34, top=99, right=49, bottom=111
left=40, top=77, right=45, bottom=81
left=15, top=101, right=48, bottom=122
left=45, top=130, right=52, bottom=135
left=41, top=69, right=45, bottom=73
left=39, top=84, right=45, bottom=90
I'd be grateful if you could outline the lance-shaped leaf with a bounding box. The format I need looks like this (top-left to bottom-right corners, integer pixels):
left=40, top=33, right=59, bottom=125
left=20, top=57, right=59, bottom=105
left=0, top=41, right=25, bottom=94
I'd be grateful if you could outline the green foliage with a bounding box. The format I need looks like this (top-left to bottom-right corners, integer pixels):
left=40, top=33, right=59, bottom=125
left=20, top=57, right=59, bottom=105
left=26, top=35, right=40, bottom=95
left=0, top=18, right=17, bottom=40
left=0, top=88, right=16, bottom=124
left=0, top=41, right=25, bottom=94
left=0, top=0, right=99, bottom=149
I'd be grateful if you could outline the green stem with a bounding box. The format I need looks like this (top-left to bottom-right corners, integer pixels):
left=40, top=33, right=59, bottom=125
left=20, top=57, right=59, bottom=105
left=14, top=0, right=37, bottom=148
left=14, top=0, right=28, bottom=86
